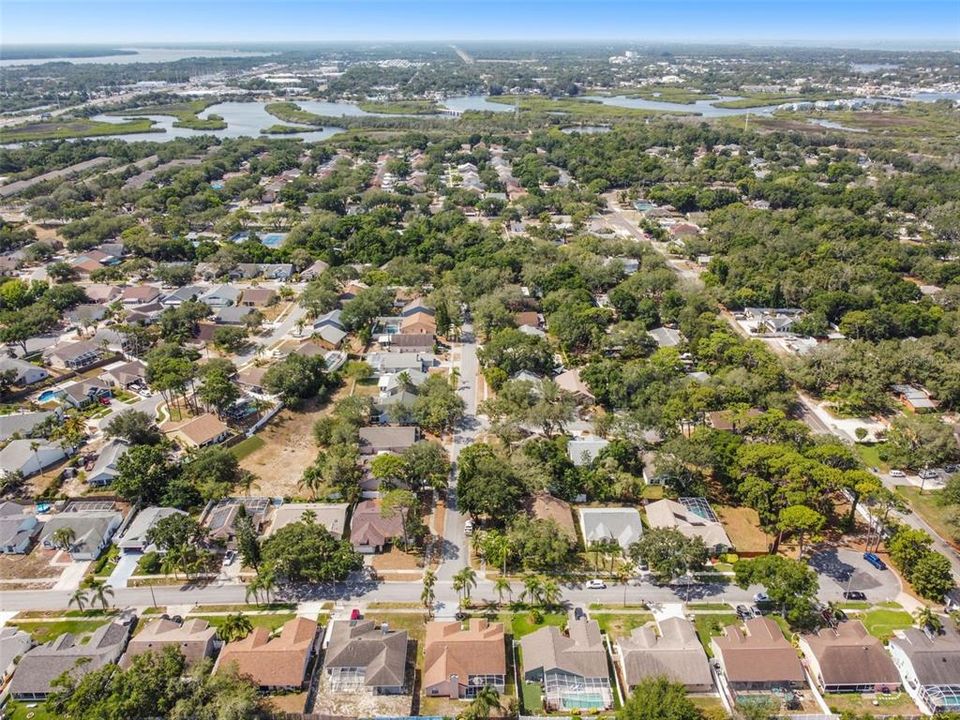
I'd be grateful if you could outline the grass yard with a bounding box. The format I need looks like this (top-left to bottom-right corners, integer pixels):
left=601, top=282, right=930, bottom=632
left=5, top=700, right=56, bottom=720
left=854, top=443, right=890, bottom=472
left=897, top=486, right=959, bottom=549
left=11, top=618, right=108, bottom=644
left=591, top=612, right=656, bottom=640
left=861, top=607, right=914, bottom=641
left=693, top=613, right=738, bottom=657
left=507, top=612, right=567, bottom=638
left=521, top=681, right=544, bottom=713
left=189, top=612, right=296, bottom=635
left=688, top=603, right=733, bottom=610
left=229, top=435, right=266, bottom=461
left=824, top=691, right=920, bottom=716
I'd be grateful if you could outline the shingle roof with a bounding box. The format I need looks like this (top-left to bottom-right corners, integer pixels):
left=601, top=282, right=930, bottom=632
left=118, top=506, right=186, bottom=549
left=890, top=626, right=960, bottom=687
left=800, top=621, right=899, bottom=687
left=350, top=500, right=404, bottom=548
left=215, top=617, right=317, bottom=688
left=268, top=503, right=349, bottom=538
left=358, top=426, right=417, bottom=454
left=713, top=617, right=804, bottom=683
left=645, top=499, right=731, bottom=549
left=521, top=616, right=608, bottom=680
left=618, top=618, right=713, bottom=689
left=424, top=619, right=506, bottom=690
left=173, top=413, right=228, bottom=446
left=38, top=511, right=121, bottom=555
left=122, top=618, right=216, bottom=668
left=323, top=620, right=408, bottom=688
left=579, top=507, right=643, bottom=550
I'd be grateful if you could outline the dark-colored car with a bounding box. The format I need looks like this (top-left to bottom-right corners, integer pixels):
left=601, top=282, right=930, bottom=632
left=843, top=590, right=867, bottom=601
left=735, top=604, right=750, bottom=619
left=573, top=607, right=586, bottom=621
left=454, top=611, right=467, bottom=621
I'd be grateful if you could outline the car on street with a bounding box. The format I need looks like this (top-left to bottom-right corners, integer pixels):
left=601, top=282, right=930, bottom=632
left=463, top=519, right=474, bottom=536
left=843, top=590, right=867, bottom=601
left=753, top=592, right=770, bottom=603
left=863, top=552, right=887, bottom=570
left=889, top=469, right=906, bottom=478
left=919, top=469, right=939, bottom=480
left=735, top=604, right=751, bottom=619
left=586, top=579, right=606, bottom=590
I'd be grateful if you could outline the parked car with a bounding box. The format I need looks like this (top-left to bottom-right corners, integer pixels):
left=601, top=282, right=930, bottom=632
left=863, top=552, right=887, bottom=570
left=843, top=590, right=867, bottom=601
left=750, top=605, right=765, bottom=617
left=454, top=611, right=468, bottom=621
left=223, top=550, right=236, bottom=566
left=350, top=608, right=361, bottom=621
left=889, top=469, right=906, bottom=478
left=919, top=469, right=940, bottom=480
left=736, top=605, right=751, bottom=619
left=753, top=592, right=771, bottom=603
left=463, top=519, right=474, bottom=537
left=944, top=464, right=959, bottom=474
left=573, top=607, right=586, bottom=621
left=586, top=579, right=606, bottom=590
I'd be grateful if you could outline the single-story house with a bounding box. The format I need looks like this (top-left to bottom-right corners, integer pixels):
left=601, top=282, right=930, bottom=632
left=799, top=621, right=900, bottom=694
left=267, top=502, right=348, bottom=538
left=400, top=312, right=436, bottom=335
left=202, top=497, right=270, bottom=547
left=358, top=426, right=418, bottom=455
left=236, top=365, right=269, bottom=394
left=0, top=501, right=41, bottom=554
left=527, top=493, right=577, bottom=539
left=65, top=303, right=108, bottom=327
left=891, top=384, right=938, bottom=413
left=61, top=378, right=112, bottom=409
left=216, top=305, right=258, bottom=325
left=117, top=506, right=187, bottom=553
left=301, top=259, right=329, bottom=280
left=101, top=360, right=147, bottom=389
left=647, top=327, right=683, bottom=348
left=0, top=410, right=56, bottom=443
left=316, top=324, right=348, bottom=349
left=521, top=614, right=613, bottom=711
left=711, top=618, right=806, bottom=692
left=350, top=500, right=404, bottom=553
left=214, top=616, right=319, bottom=691
left=0, top=627, right=32, bottom=681
left=170, top=413, right=230, bottom=449
left=86, top=439, right=129, bottom=487
left=567, top=437, right=609, bottom=467
left=617, top=618, right=713, bottom=693
left=8, top=620, right=133, bottom=700
left=43, top=340, right=105, bottom=370
left=201, top=285, right=242, bottom=308
left=578, top=507, right=643, bottom=551
left=365, top=352, right=435, bottom=377
left=39, top=510, right=123, bottom=560
left=240, top=287, right=277, bottom=307
left=121, top=618, right=217, bottom=668
left=515, top=311, right=541, bottom=329
left=0, top=356, right=50, bottom=387
left=120, top=285, right=162, bottom=305
left=323, top=619, right=409, bottom=694
left=888, top=626, right=960, bottom=713
left=0, top=439, right=67, bottom=478
left=554, top=368, right=594, bottom=404
left=423, top=619, right=506, bottom=699
left=83, top=284, right=121, bottom=304
left=160, top=285, right=206, bottom=306
left=386, top=333, right=435, bottom=354
left=645, top=498, right=732, bottom=555
left=401, top=298, right=433, bottom=317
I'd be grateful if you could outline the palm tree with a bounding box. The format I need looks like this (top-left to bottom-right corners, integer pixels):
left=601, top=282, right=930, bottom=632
left=218, top=612, right=253, bottom=642
left=493, top=576, right=512, bottom=605
left=421, top=569, right=437, bottom=616
left=915, top=606, right=944, bottom=635
left=615, top=563, right=634, bottom=607
left=86, top=579, right=114, bottom=609
left=69, top=587, right=89, bottom=612
left=468, top=685, right=502, bottom=719
left=540, top=577, right=561, bottom=609
left=520, top=575, right=544, bottom=607
left=236, top=470, right=260, bottom=497
left=52, top=527, right=76, bottom=554
left=453, top=566, right=477, bottom=602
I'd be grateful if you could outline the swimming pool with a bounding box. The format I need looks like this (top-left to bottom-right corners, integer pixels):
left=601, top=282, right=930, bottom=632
left=37, top=389, right=61, bottom=403
left=260, top=232, right=287, bottom=248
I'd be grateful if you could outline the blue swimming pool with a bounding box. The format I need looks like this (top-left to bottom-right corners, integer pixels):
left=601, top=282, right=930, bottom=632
left=37, top=389, right=61, bottom=403
left=260, top=232, right=287, bottom=248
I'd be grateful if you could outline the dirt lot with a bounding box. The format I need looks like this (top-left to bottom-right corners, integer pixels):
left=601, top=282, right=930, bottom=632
left=0, top=547, right=61, bottom=580
left=311, top=672, right=414, bottom=717
left=714, top=505, right=770, bottom=555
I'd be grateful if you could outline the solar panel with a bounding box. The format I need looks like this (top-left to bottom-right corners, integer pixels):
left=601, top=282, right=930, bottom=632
left=679, top=497, right=718, bottom=523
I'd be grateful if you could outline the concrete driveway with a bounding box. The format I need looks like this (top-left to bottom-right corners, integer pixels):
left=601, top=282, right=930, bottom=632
left=808, top=547, right=901, bottom=602
left=107, top=551, right=142, bottom=588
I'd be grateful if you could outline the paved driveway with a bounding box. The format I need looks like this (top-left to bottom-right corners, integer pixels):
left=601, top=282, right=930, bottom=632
left=107, top=551, right=142, bottom=588
left=809, top=547, right=900, bottom=602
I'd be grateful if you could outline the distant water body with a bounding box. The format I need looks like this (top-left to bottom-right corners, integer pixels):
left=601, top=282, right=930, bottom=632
left=0, top=47, right=272, bottom=67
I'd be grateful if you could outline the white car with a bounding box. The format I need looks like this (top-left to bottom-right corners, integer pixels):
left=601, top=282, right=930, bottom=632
left=889, top=469, right=906, bottom=478
left=586, top=579, right=607, bottom=590
left=753, top=592, right=770, bottom=603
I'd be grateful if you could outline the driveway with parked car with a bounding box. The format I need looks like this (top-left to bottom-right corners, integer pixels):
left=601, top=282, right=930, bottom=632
left=808, top=547, right=901, bottom=602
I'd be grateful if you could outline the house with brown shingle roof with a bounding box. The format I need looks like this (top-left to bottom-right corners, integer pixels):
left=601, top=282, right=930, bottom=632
left=399, top=311, right=436, bottom=335
left=798, top=621, right=900, bottom=694
left=617, top=618, right=713, bottom=693
left=527, top=493, right=576, bottom=540
left=711, top=618, right=805, bottom=692
left=423, top=619, right=506, bottom=699
left=214, top=616, right=319, bottom=691
left=521, top=614, right=613, bottom=710
left=350, top=500, right=404, bottom=554
left=240, top=287, right=277, bottom=308
left=121, top=617, right=217, bottom=669
left=323, top=619, right=408, bottom=694
left=554, top=368, right=594, bottom=404
left=170, top=413, right=230, bottom=448
left=120, top=284, right=162, bottom=305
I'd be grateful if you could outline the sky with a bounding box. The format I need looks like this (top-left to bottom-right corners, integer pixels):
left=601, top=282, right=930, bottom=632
left=2, top=0, right=959, bottom=48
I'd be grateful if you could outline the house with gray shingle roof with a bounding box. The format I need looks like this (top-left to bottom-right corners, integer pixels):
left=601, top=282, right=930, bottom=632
left=8, top=620, right=133, bottom=700
left=0, top=356, right=50, bottom=387
left=0, top=627, right=32, bottom=681
left=0, top=410, right=56, bottom=442
left=117, top=506, right=186, bottom=553
left=38, top=510, right=122, bottom=560
left=578, top=507, right=643, bottom=551
left=323, top=619, right=409, bottom=693
left=617, top=618, right=713, bottom=693
left=0, top=502, right=40, bottom=554
left=0, top=439, right=67, bottom=478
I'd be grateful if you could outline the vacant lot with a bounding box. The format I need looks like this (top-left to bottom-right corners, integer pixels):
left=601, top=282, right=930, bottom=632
left=824, top=692, right=919, bottom=717
left=714, top=505, right=769, bottom=554
left=897, top=486, right=958, bottom=551
left=0, top=548, right=61, bottom=580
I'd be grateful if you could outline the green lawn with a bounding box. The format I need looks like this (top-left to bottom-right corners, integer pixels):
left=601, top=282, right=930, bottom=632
left=693, top=613, right=738, bottom=657
left=854, top=443, right=890, bottom=472
left=591, top=612, right=656, bottom=640
left=508, top=612, right=567, bottom=638
left=687, top=603, right=732, bottom=610
left=11, top=619, right=108, bottom=644
left=862, top=607, right=914, bottom=641
left=189, top=613, right=296, bottom=635
left=6, top=700, right=56, bottom=720
left=897, top=486, right=958, bottom=546
left=229, top=435, right=266, bottom=460
left=824, top=691, right=920, bottom=716
left=522, top=681, right=544, bottom=713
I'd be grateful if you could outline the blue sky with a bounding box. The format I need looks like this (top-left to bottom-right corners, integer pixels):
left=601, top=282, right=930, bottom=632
left=2, top=0, right=958, bottom=48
